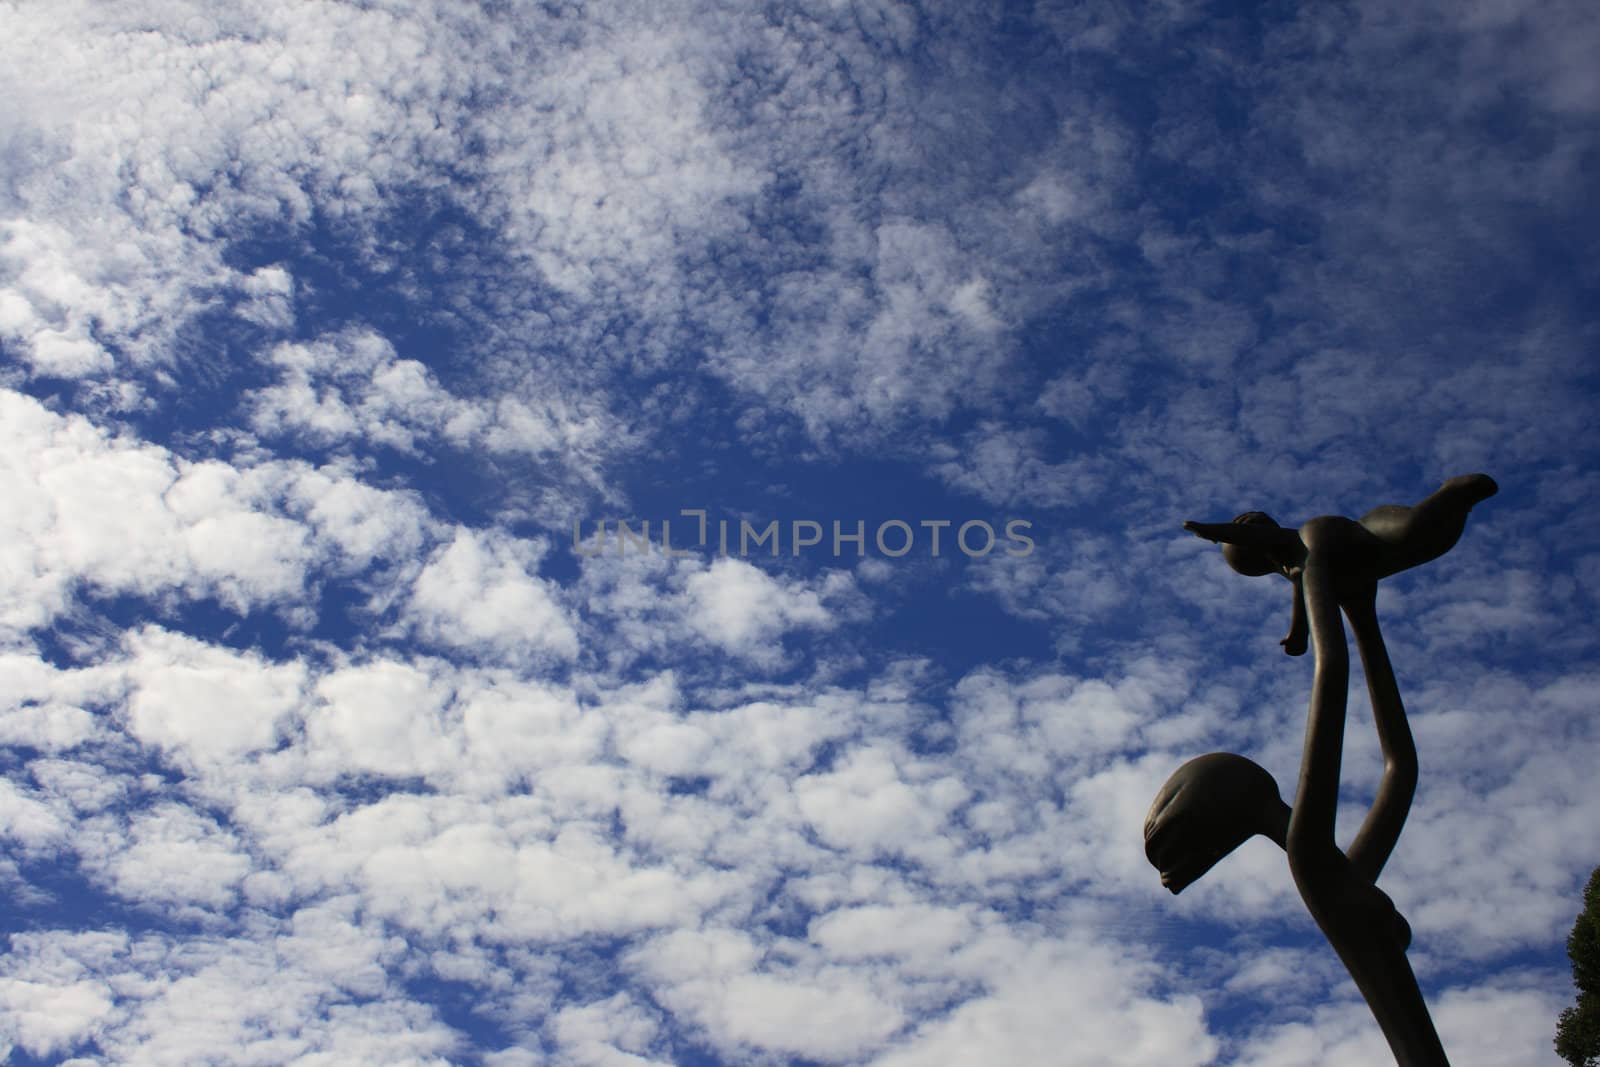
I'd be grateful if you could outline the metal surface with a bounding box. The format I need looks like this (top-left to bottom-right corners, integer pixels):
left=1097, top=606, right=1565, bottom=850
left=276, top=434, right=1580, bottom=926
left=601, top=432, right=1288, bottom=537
left=1145, top=474, right=1498, bottom=1067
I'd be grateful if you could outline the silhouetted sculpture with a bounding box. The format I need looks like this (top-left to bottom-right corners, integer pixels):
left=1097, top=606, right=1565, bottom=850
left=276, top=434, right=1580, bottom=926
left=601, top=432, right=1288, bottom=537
left=1147, top=474, right=1498, bottom=1067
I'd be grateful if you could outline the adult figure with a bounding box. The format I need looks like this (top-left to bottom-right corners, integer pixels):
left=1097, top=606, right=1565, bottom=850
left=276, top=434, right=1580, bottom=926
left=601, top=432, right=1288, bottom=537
left=1147, top=474, right=1497, bottom=1067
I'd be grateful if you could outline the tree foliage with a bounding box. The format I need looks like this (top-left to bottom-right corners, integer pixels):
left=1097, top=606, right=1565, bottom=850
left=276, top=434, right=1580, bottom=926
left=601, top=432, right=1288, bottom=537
left=1557, top=866, right=1600, bottom=1067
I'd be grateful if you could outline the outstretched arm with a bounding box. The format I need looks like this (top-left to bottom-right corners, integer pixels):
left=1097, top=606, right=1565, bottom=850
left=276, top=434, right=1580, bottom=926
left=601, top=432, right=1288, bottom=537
left=1286, top=519, right=1350, bottom=860
left=1342, top=586, right=1418, bottom=883
left=1183, top=519, right=1304, bottom=554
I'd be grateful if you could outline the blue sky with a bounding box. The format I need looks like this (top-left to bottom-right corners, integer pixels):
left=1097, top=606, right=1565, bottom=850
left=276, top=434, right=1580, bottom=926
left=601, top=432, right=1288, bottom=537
left=1, top=1, right=1596, bottom=1063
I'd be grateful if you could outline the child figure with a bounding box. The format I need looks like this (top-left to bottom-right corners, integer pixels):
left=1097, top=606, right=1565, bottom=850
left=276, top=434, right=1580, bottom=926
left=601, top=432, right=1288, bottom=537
left=1180, top=473, right=1498, bottom=655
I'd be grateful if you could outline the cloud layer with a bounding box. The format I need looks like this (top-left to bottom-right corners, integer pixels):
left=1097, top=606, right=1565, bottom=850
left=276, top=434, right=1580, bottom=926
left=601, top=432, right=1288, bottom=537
left=3, top=1, right=1597, bottom=1064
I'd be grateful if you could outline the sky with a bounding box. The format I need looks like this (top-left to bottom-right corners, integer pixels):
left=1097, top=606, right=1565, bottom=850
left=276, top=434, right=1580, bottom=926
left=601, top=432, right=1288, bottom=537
left=1, top=0, right=1597, bottom=1064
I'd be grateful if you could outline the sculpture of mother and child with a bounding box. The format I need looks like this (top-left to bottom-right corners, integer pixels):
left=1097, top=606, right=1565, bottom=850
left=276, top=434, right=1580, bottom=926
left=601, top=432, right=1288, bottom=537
left=1145, top=473, right=1500, bottom=1067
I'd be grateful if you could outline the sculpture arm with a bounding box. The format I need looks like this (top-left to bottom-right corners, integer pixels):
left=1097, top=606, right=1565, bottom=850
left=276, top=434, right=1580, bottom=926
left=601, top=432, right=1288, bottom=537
left=1281, top=567, right=1308, bottom=656
left=1285, top=520, right=1348, bottom=862
left=1183, top=520, right=1304, bottom=554
left=1342, top=587, right=1418, bottom=884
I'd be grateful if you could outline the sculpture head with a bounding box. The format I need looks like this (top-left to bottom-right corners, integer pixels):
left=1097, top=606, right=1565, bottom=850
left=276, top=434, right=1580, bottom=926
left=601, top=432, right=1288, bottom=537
left=1220, top=512, right=1287, bottom=577
left=1144, top=752, right=1289, bottom=894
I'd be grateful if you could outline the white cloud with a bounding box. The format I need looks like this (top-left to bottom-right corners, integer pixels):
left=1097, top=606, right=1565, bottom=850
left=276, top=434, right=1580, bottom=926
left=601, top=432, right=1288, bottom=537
left=282, top=463, right=434, bottom=575
left=483, top=22, right=765, bottom=303
left=0, top=387, right=463, bottom=637
left=0, top=917, right=460, bottom=1066
left=28, top=759, right=128, bottom=817
left=0, top=932, right=119, bottom=1060
left=1, top=390, right=301, bottom=628
left=682, top=557, right=836, bottom=656
left=87, top=802, right=253, bottom=911
left=1231, top=980, right=1568, bottom=1067
left=810, top=903, right=974, bottom=964
left=407, top=528, right=579, bottom=663
left=0, top=700, right=100, bottom=754
left=237, top=264, right=296, bottom=331
left=123, top=626, right=305, bottom=764
left=629, top=928, right=905, bottom=1064
left=303, top=658, right=458, bottom=781
left=711, top=970, right=905, bottom=1063
left=455, top=676, right=604, bottom=792
left=0, top=778, right=70, bottom=853
left=0, top=649, right=120, bottom=753
left=0, top=0, right=472, bottom=381
left=250, top=331, right=480, bottom=455
left=574, top=549, right=858, bottom=670
left=795, top=745, right=967, bottom=858
left=550, top=993, right=671, bottom=1067
left=870, top=937, right=1217, bottom=1067
left=0, top=603, right=1588, bottom=1065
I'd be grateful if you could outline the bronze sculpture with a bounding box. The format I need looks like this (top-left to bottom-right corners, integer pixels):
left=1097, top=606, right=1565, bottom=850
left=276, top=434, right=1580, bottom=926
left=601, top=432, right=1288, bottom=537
left=1146, top=474, right=1498, bottom=1067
